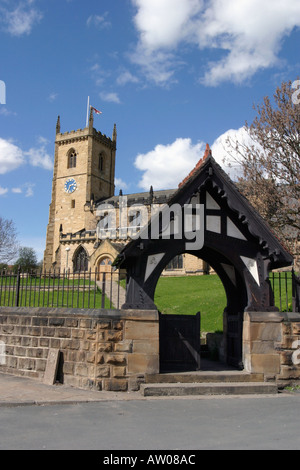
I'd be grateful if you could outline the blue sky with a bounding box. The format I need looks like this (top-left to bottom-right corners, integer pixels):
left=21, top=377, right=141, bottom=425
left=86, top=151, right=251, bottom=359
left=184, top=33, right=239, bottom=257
left=0, top=0, right=300, bottom=262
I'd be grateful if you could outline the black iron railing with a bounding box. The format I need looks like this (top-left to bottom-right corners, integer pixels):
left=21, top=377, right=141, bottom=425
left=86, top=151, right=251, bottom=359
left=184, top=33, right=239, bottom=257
left=269, top=270, right=297, bottom=313
left=0, top=268, right=125, bottom=310
left=0, top=268, right=298, bottom=312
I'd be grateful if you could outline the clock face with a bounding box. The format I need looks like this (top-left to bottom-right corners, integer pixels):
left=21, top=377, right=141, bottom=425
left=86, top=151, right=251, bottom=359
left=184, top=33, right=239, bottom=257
left=64, top=178, right=77, bottom=194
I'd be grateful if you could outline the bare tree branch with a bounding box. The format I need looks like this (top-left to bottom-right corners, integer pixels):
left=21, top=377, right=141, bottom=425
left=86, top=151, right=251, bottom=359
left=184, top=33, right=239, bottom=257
left=0, top=217, right=19, bottom=264
left=225, top=80, right=300, bottom=266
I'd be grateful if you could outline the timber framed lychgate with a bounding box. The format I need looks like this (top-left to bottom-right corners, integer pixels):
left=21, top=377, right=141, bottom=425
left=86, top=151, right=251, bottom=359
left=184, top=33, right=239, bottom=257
left=115, top=146, right=294, bottom=370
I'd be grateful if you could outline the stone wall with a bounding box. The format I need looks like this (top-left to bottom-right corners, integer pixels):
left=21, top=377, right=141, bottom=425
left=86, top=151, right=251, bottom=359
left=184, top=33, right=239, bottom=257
left=243, top=311, right=300, bottom=386
left=0, top=307, right=159, bottom=392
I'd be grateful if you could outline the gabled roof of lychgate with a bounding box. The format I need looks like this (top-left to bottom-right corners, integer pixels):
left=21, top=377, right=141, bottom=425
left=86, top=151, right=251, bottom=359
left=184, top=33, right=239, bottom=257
left=115, top=144, right=293, bottom=270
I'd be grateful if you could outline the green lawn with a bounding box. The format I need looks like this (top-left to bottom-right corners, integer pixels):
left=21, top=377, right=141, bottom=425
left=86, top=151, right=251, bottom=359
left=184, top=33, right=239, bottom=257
left=154, top=275, right=227, bottom=332
left=154, top=272, right=295, bottom=333
left=0, top=274, right=113, bottom=309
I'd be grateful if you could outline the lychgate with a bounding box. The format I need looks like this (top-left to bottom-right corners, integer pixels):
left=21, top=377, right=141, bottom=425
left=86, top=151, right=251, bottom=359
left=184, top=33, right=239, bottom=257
left=114, top=145, right=293, bottom=370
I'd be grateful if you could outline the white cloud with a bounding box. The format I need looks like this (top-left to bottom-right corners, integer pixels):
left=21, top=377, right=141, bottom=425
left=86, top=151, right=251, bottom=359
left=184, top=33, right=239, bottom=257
left=0, top=138, right=24, bottom=174
left=86, top=13, right=111, bottom=30
left=1, top=1, right=42, bottom=36
left=10, top=183, right=35, bottom=197
left=115, top=177, right=129, bottom=190
left=0, top=186, right=8, bottom=196
left=48, top=92, right=58, bottom=102
left=134, top=127, right=260, bottom=189
left=0, top=137, right=53, bottom=174
left=131, top=0, right=300, bottom=85
left=211, top=127, right=248, bottom=179
left=116, top=70, right=139, bottom=86
left=134, top=138, right=205, bottom=190
left=24, top=183, right=35, bottom=197
left=25, top=145, right=53, bottom=171
left=0, top=107, right=17, bottom=117
left=99, top=91, right=121, bottom=104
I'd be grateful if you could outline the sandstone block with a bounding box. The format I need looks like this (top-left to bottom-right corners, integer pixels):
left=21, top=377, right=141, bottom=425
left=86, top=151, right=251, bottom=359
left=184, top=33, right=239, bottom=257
left=95, top=365, right=110, bottom=378
left=98, top=342, right=112, bottom=353
left=49, top=318, right=65, bottom=327
left=106, top=330, right=123, bottom=342
left=250, top=354, right=280, bottom=374
left=112, top=366, right=126, bottom=377
left=132, top=339, right=159, bottom=355
left=125, top=321, right=159, bottom=341
left=127, top=354, right=159, bottom=374
left=106, top=354, right=126, bottom=365
left=102, top=378, right=128, bottom=392
left=114, top=340, right=133, bottom=353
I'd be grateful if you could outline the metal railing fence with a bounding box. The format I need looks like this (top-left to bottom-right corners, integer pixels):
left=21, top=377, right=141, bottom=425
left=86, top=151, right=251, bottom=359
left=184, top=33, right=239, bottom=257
left=0, top=268, right=124, bottom=310
left=0, top=268, right=298, bottom=312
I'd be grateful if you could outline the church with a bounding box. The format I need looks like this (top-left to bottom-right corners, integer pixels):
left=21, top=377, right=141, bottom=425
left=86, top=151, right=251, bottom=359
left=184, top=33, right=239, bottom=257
left=43, top=109, right=208, bottom=278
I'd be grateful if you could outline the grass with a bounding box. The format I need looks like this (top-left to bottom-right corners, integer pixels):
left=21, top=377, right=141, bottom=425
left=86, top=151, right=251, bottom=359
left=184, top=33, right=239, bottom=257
left=269, top=271, right=294, bottom=312
left=0, top=274, right=113, bottom=309
left=154, top=275, right=226, bottom=332
left=154, top=271, right=295, bottom=333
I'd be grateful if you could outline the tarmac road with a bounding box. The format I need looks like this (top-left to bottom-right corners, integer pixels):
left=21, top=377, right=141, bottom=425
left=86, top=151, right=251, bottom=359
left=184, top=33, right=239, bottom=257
left=1, top=391, right=300, bottom=450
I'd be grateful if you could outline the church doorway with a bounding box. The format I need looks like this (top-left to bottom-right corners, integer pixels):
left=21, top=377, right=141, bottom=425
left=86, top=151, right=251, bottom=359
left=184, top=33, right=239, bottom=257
left=97, top=256, right=113, bottom=281
left=73, top=246, right=88, bottom=273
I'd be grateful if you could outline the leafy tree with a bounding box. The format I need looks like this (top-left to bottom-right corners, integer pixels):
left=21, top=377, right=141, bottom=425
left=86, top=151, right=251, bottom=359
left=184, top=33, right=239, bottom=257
left=0, top=217, right=19, bottom=263
left=14, top=247, right=38, bottom=271
left=225, top=80, right=300, bottom=267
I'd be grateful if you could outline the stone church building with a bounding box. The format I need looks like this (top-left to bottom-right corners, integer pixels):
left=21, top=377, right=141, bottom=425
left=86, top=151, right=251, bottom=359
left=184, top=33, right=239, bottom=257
left=43, top=111, right=208, bottom=277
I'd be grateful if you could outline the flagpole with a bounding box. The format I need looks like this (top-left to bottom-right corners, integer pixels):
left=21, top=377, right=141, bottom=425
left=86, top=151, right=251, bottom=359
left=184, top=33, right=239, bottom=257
left=86, top=96, right=90, bottom=127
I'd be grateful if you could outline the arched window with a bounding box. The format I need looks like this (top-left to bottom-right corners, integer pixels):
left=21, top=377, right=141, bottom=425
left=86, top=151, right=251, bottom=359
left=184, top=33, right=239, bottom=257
left=73, top=246, right=88, bottom=272
left=68, top=149, right=77, bottom=169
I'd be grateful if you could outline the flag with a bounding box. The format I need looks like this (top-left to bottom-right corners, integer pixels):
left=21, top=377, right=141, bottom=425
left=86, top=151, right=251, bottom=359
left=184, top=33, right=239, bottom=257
left=91, top=106, right=102, bottom=115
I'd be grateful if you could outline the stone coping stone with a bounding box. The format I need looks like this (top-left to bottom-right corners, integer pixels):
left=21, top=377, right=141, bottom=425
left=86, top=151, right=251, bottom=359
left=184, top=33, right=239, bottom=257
left=0, top=306, right=159, bottom=321
left=245, top=311, right=300, bottom=323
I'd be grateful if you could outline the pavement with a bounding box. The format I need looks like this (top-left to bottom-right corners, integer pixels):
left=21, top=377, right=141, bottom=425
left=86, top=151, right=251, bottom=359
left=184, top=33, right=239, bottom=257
left=0, top=371, right=145, bottom=406
left=0, top=370, right=295, bottom=407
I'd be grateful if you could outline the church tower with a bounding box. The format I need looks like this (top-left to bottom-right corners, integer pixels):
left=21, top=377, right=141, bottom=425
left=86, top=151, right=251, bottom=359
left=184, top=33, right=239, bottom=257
left=43, top=110, right=117, bottom=271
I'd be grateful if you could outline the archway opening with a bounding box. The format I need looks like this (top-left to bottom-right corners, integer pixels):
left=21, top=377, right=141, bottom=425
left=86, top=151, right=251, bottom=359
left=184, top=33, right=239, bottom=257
left=153, top=252, right=247, bottom=372
left=97, top=256, right=113, bottom=281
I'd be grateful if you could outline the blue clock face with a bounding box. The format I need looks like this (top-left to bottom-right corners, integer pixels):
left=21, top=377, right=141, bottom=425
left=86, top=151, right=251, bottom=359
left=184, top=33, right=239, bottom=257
left=64, top=178, right=77, bottom=194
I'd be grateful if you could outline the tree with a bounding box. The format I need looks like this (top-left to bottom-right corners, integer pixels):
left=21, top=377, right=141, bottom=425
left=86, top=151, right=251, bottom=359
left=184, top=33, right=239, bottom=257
left=0, top=217, right=19, bottom=264
left=225, top=80, right=300, bottom=267
left=15, top=247, right=38, bottom=271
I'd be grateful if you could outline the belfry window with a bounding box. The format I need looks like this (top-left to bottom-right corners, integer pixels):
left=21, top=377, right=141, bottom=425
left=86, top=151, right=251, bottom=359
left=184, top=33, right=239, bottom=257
left=68, top=150, right=77, bottom=169
left=73, top=246, right=88, bottom=272
left=99, top=153, right=104, bottom=171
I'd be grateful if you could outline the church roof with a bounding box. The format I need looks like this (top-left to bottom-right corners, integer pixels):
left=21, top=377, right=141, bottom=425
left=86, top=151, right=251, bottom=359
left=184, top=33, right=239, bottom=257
left=95, top=188, right=177, bottom=207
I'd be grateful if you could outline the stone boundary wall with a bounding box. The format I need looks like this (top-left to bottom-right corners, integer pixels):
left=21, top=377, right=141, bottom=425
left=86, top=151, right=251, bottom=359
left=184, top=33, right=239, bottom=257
left=243, top=311, right=300, bottom=386
left=0, top=307, right=159, bottom=392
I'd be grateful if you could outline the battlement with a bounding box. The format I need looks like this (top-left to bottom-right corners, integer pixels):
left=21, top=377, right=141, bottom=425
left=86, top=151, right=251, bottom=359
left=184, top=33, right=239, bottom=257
left=55, top=126, right=115, bottom=149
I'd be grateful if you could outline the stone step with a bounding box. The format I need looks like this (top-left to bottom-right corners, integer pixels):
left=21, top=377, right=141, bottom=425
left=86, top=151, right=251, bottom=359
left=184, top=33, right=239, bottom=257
left=140, top=382, right=278, bottom=397
left=145, top=371, right=265, bottom=384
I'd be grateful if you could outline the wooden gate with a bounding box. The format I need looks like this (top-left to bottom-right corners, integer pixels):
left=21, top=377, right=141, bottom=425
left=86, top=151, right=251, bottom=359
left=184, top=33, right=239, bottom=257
left=159, top=312, right=201, bottom=372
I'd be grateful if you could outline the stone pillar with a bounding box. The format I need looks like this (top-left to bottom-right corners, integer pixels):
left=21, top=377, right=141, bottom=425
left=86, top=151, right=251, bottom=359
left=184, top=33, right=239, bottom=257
left=243, top=311, right=283, bottom=379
